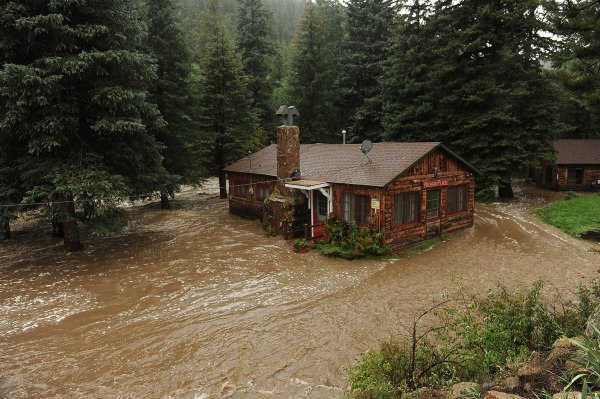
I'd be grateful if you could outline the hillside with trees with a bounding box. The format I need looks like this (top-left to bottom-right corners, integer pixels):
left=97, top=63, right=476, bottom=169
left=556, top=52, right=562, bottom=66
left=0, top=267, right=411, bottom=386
left=2, top=0, right=600, bottom=248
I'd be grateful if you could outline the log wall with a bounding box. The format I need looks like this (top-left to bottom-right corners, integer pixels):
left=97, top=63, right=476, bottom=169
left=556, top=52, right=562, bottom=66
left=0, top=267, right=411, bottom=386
left=227, top=172, right=277, bottom=219
left=332, top=149, right=476, bottom=251
left=542, top=164, right=600, bottom=191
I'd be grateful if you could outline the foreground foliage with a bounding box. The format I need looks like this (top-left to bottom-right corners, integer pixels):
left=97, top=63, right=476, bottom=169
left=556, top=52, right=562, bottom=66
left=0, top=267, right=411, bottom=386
left=536, top=194, right=600, bottom=237
left=347, top=280, right=600, bottom=399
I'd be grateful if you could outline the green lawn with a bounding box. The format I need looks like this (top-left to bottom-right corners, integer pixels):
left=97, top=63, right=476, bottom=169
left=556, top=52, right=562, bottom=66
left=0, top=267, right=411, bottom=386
left=536, top=194, right=600, bottom=237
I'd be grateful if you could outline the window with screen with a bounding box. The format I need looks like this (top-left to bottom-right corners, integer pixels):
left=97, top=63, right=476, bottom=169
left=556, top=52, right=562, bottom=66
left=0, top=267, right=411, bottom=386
left=394, top=192, right=420, bottom=226
left=233, top=180, right=248, bottom=198
left=567, top=167, right=584, bottom=185
left=342, top=193, right=352, bottom=222
left=317, top=192, right=328, bottom=217
left=426, top=190, right=440, bottom=219
left=255, top=184, right=270, bottom=200
left=447, top=185, right=467, bottom=214
left=354, top=195, right=371, bottom=225
left=342, top=193, right=370, bottom=224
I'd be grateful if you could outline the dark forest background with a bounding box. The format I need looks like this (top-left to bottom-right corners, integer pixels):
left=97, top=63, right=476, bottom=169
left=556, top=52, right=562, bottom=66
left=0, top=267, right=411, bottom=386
left=1, top=0, right=599, bottom=249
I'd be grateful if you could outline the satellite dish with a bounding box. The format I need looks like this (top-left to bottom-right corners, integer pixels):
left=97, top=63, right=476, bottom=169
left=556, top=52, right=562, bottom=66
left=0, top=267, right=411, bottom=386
left=360, top=140, right=373, bottom=154
left=360, top=140, right=373, bottom=162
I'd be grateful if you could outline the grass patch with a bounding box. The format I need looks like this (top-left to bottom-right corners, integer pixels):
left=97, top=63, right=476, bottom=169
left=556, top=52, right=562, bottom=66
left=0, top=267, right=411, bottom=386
left=536, top=194, right=600, bottom=237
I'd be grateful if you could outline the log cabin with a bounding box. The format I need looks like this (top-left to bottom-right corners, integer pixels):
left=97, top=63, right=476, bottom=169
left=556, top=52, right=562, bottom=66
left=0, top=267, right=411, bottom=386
left=537, top=139, right=600, bottom=191
left=224, top=125, right=481, bottom=251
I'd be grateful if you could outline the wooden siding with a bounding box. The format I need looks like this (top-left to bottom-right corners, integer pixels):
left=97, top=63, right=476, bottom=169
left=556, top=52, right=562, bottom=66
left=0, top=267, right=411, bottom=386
left=540, top=163, right=600, bottom=191
left=227, top=148, right=476, bottom=251
left=227, top=172, right=277, bottom=219
left=331, top=149, right=476, bottom=251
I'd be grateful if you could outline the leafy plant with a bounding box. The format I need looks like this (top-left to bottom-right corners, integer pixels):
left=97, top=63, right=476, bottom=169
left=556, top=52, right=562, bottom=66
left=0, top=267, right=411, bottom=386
left=318, top=216, right=390, bottom=258
left=293, top=238, right=310, bottom=251
left=348, top=281, right=598, bottom=398
left=264, top=225, right=277, bottom=237
left=565, top=325, right=600, bottom=393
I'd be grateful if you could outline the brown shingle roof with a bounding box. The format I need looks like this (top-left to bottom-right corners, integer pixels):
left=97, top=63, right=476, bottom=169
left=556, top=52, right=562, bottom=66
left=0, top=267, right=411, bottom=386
left=553, top=139, right=600, bottom=165
left=224, top=142, right=478, bottom=187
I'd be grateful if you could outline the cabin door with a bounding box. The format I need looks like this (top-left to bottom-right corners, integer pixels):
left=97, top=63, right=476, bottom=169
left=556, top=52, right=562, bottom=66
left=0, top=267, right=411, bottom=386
left=425, top=189, right=441, bottom=239
left=313, top=191, right=328, bottom=238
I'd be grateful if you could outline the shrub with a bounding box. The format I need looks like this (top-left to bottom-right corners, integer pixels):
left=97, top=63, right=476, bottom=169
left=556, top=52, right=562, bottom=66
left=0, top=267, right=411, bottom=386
left=293, top=238, right=310, bottom=251
left=318, top=216, right=390, bottom=258
left=566, top=325, right=600, bottom=393
left=347, top=281, right=599, bottom=398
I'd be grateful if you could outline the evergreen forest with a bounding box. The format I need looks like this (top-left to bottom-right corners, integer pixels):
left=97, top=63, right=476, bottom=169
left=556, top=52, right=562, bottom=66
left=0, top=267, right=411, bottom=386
left=1, top=0, right=599, bottom=250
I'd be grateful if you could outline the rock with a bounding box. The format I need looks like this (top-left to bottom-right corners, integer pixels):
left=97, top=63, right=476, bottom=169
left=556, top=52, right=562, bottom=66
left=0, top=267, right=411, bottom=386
left=406, top=387, right=446, bottom=399
left=483, top=390, right=526, bottom=399
left=547, top=338, right=579, bottom=371
left=552, top=392, right=583, bottom=399
left=517, top=351, right=545, bottom=379
left=565, top=359, right=579, bottom=371
left=450, top=382, right=478, bottom=399
left=501, top=376, right=521, bottom=391
left=586, top=305, right=600, bottom=337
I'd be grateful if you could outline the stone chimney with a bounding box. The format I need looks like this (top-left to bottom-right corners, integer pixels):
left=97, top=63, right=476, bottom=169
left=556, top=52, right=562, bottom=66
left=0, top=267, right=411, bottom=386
left=276, top=125, right=300, bottom=196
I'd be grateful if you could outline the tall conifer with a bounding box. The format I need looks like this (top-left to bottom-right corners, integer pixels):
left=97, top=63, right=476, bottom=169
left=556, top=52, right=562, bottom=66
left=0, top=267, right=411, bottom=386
left=195, top=9, right=258, bottom=199
left=382, top=0, right=438, bottom=142
left=551, top=0, right=600, bottom=138
left=0, top=0, right=170, bottom=249
left=145, top=0, right=200, bottom=209
left=279, top=0, right=346, bottom=143
left=338, top=0, right=395, bottom=142
left=237, top=0, right=277, bottom=128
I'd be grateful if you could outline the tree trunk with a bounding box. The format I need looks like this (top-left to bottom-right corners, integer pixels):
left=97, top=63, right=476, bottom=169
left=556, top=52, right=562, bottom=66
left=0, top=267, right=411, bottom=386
left=52, top=218, right=64, bottom=238
left=61, top=194, right=83, bottom=251
left=498, top=181, right=514, bottom=198
left=160, top=192, right=171, bottom=210
left=219, top=169, right=227, bottom=199
left=3, top=220, right=10, bottom=240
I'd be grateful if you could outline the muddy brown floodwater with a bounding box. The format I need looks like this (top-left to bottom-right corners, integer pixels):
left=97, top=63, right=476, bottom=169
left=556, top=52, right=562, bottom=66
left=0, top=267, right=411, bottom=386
left=0, top=182, right=598, bottom=398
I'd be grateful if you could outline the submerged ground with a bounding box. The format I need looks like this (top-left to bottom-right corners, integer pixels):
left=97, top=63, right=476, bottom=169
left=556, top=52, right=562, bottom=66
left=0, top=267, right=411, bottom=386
left=0, top=182, right=598, bottom=398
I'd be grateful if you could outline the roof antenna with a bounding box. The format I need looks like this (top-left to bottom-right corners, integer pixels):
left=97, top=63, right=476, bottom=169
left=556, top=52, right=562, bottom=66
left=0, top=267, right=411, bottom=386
left=360, top=139, right=373, bottom=163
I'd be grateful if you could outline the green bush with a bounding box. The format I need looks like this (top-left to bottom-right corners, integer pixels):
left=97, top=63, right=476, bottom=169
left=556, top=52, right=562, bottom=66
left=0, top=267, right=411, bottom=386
left=566, top=325, right=600, bottom=394
left=347, top=280, right=600, bottom=398
left=318, top=216, right=390, bottom=258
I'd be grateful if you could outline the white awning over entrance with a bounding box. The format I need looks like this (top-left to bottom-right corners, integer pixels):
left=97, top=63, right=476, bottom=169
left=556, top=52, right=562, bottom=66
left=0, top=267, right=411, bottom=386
left=285, top=180, right=330, bottom=190
left=285, top=180, right=332, bottom=237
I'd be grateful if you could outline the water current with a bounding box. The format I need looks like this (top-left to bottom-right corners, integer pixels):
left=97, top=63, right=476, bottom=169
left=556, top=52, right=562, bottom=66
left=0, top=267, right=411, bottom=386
left=0, top=182, right=598, bottom=398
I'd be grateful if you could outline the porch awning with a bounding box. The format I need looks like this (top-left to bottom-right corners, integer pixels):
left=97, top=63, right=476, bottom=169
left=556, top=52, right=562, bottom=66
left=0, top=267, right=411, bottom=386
left=285, top=180, right=330, bottom=190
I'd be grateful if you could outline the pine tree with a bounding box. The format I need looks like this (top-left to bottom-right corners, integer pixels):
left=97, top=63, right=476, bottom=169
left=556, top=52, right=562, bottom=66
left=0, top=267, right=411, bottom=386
left=278, top=0, right=346, bottom=143
left=338, top=0, right=395, bottom=142
left=0, top=0, right=170, bottom=250
left=394, top=0, right=560, bottom=197
left=237, top=0, right=277, bottom=129
left=195, top=15, right=259, bottom=199
left=445, top=0, right=559, bottom=196
left=145, top=0, right=201, bottom=209
left=550, top=0, right=600, bottom=139
left=382, top=0, right=439, bottom=142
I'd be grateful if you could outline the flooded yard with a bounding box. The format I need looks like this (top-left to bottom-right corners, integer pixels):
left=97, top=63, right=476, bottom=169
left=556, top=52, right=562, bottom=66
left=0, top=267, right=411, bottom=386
left=0, top=182, right=598, bottom=398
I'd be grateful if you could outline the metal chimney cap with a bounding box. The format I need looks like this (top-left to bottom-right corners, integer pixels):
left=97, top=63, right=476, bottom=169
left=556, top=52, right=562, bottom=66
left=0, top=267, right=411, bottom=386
left=276, top=105, right=299, bottom=126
